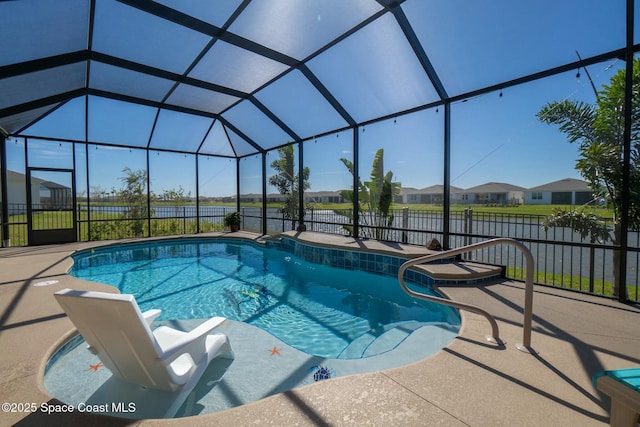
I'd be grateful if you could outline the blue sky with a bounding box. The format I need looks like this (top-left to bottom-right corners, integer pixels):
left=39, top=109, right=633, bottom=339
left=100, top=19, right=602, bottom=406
left=4, top=0, right=631, bottom=199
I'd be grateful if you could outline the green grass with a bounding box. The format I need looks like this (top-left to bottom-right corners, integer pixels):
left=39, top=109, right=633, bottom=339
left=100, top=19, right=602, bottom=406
left=506, top=266, right=639, bottom=302
left=302, top=202, right=613, bottom=218
left=81, top=200, right=613, bottom=219
left=5, top=210, right=225, bottom=246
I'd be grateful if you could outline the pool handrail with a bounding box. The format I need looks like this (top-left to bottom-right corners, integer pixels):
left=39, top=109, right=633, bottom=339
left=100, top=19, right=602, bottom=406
left=397, top=237, right=536, bottom=353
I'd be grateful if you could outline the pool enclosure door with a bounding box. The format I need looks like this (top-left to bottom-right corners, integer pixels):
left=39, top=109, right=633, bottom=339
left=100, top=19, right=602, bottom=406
left=27, top=168, right=77, bottom=246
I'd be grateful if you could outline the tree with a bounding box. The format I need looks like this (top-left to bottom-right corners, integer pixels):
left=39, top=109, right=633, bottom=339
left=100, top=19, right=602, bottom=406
left=162, top=185, right=191, bottom=217
left=118, top=167, right=151, bottom=237
left=268, top=145, right=310, bottom=230
left=339, top=148, right=401, bottom=240
left=90, top=185, right=108, bottom=202
left=537, top=58, right=640, bottom=299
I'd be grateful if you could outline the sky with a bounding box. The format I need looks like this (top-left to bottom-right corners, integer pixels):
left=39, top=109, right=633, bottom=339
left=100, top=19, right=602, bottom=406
left=3, top=0, right=633, bottom=200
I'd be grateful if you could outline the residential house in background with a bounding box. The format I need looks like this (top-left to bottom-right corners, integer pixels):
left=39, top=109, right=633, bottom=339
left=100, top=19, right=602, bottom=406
left=399, top=185, right=464, bottom=205
left=39, top=179, right=73, bottom=208
left=3, top=170, right=72, bottom=214
left=524, top=178, right=594, bottom=205
left=455, top=182, right=525, bottom=205
left=5, top=170, right=41, bottom=213
left=304, top=191, right=344, bottom=204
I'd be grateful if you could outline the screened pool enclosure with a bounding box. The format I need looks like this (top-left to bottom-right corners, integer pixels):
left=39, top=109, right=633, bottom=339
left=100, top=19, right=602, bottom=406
left=1, top=0, right=639, bottom=302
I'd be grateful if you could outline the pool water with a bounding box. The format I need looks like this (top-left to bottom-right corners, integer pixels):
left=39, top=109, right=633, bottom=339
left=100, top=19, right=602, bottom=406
left=69, top=239, right=460, bottom=359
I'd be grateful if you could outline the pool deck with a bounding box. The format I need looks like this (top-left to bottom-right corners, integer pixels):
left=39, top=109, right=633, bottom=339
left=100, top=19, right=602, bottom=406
left=1, top=231, right=639, bottom=426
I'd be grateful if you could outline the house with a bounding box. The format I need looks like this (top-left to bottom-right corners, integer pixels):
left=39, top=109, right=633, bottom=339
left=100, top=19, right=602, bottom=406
left=39, top=180, right=72, bottom=208
left=400, top=185, right=464, bottom=204
left=237, top=191, right=345, bottom=204
left=3, top=170, right=73, bottom=214
left=455, top=182, right=525, bottom=205
left=5, top=170, right=41, bottom=213
left=238, top=193, right=262, bottom=203
left=524, top=178, right=594, bottom=205
left=304, top=191, right=344, bottom=204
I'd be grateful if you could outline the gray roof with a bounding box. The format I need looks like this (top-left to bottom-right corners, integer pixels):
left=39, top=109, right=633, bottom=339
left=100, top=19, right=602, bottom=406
left=40, top=181, right=71, bottom=191
left=400, top=187, right=421, bottom=195
left=526, top=178, right=591, bottom=192
left=401, top=185, right=464, bottom=195
left=7, top=169, right=45, bottom=184
left=460, top=182, right=525, bottom=194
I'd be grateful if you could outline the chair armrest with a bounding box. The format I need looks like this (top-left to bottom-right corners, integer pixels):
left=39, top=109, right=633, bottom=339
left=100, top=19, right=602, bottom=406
left=142, top=309, right=162, bottom=326
left=157, top=316, right=226, bottom=363
left=185, top=316, right=226, bottom=338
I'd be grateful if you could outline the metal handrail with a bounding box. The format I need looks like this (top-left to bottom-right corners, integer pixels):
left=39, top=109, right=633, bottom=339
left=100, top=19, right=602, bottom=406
left=397, top=237, right=536, bottom=353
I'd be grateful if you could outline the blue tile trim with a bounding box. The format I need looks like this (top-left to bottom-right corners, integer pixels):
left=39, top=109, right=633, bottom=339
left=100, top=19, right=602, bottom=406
left=270, top=237, right=500, bottom=288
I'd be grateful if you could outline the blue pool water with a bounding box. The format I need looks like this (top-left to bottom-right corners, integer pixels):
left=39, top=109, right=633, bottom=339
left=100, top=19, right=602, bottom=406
left=69, top=238, right=460, bottom=359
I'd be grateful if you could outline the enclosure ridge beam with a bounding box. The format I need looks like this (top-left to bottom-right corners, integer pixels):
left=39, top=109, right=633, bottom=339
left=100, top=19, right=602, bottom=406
left=0, top=51, right=88, bottom=79
left=13, top=100, right=75, bottom=137
left=299, top=65, right=357, bottom=127
left=249, top=97, right=301, bottom=143
left=216, top=116, right=264, bottom=154
left=117, top=0, right=299, bottom=68
left=0, top=89, right=86, bottom=119
left=375, top=0, right=408, bottom=8
left=90, top=52, right=248, bottom=99
left=389, top=5, right=448, bottom=100
left=195, top=119, right=217, bottom=155
left=449, top=46, right=637, bottom=104
left=86, top=88, right=218, bottom=119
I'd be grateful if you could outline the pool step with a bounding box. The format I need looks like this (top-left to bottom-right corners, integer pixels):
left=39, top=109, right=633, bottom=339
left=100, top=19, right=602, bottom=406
left=337, top=320, right=424, bottom=359
left=413, top=260, right=503, bottom=284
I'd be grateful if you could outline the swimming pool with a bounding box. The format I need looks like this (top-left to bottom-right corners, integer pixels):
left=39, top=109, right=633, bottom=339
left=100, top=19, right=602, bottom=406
left=45, top=236, right=461, bottom=419
left=68, top=238, right=460, bottom=359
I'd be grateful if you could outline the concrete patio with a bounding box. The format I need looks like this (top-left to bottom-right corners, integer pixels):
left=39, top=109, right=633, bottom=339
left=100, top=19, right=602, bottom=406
left=0, top=232, right=639, bottom=426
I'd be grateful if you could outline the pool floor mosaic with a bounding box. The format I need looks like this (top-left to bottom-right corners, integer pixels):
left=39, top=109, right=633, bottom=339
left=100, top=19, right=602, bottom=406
left=44, top=319, right=458, bottom=420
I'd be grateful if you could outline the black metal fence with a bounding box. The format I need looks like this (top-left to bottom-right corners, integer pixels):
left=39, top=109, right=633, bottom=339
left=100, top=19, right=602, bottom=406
left=2, top=203, right=638, bottom=301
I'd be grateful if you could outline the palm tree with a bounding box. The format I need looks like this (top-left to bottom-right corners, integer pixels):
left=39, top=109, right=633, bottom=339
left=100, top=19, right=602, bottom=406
left=339, top=149, right=401, bottom=239
left=537, top=59, right=640, bottom=299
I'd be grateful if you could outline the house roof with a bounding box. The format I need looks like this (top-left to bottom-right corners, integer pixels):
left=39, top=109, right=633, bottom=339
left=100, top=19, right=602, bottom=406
left=401, top=185, right=464, bottom=195
left=400, top=187, right=421, bottom=195
left=305, top=190, right=342, bottom=198
left=7, top=169, right=45, bottom=184
left=40, top=181, right=71, bottom=191
left=460, top=182, right=526, bottom=194
left=526, top=178, right=591, bottom=192
left=420, top=184, right=465, bottom=194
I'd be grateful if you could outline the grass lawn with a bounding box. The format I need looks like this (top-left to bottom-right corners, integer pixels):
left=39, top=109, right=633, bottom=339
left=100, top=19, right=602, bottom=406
left=80, top=200, right=614, bottom=219
left=296, top=202, right=612, bottom=219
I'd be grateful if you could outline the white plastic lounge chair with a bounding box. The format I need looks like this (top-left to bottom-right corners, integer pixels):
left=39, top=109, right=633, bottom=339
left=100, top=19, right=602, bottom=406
left=54, top=288, right=233, bottom=413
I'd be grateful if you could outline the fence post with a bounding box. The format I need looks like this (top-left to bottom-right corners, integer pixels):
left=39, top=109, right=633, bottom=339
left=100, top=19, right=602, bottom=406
left=464, top=208, right=473, bottom=259
left=463, top=208, right=469, bottom=247
left=0, top=137, right=9, bottom=247
left=589, top=240, right=596, bottom=293
left=402, top=207, right=409, bottom=244
left=310, top=207, right=314, bottom=232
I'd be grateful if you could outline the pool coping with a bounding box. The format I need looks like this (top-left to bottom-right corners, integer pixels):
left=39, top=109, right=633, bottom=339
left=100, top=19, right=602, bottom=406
left=1, top=231, right=639, bottom=425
